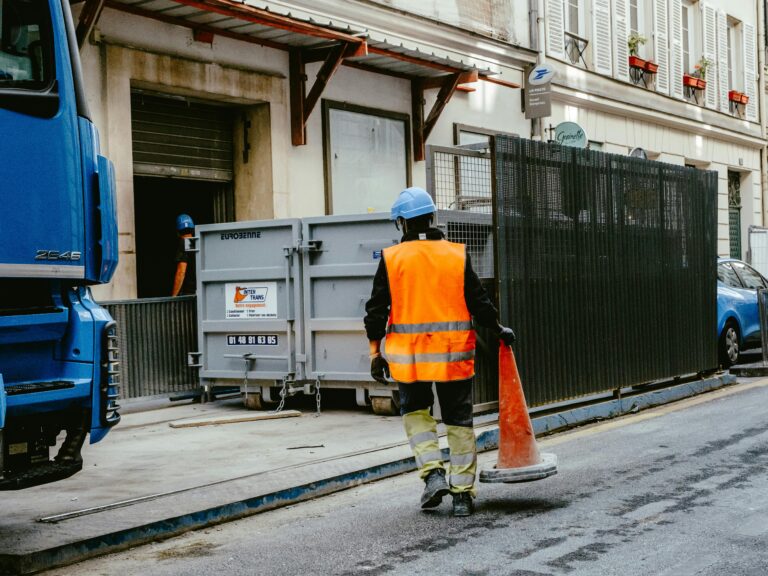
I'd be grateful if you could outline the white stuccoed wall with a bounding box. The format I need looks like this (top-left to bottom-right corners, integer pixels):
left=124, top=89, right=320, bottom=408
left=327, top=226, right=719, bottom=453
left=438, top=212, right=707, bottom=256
left=79, top=6, right=529, bottom=299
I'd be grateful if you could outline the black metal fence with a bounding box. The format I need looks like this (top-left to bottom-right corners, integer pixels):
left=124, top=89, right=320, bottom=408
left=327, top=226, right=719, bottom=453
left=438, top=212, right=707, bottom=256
left=494, top=136, right=718, bottom=406
left=101, top=296, right=199, bottom=399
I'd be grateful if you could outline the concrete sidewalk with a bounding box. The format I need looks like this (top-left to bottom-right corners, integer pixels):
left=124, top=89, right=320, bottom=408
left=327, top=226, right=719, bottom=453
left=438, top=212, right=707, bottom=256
left=1, top=372, right=737, bottom=575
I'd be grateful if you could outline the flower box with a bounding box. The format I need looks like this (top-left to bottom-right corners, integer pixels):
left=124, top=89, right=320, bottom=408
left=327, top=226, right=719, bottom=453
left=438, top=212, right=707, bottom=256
left=728, top=90, right=749, bottom=105
left=683, top=74, right=706, bottom=90
left=643, top=60, right=659, bottom=74
left=629, top=55, right=647, bottom=69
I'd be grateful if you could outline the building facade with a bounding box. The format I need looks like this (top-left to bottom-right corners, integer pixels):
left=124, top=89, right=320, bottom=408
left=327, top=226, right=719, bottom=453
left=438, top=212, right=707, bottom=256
left=542, top=0, right=766, bottom=259
left=73, top=0, right=766, bottom=300
left=74, top=0, right=535, bottom=300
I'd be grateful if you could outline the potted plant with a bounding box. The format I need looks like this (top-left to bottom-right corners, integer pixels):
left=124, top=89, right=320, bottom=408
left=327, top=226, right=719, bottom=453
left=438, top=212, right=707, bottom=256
left=685, top=57, right=711, bottom=90
left=627, top=33, right=648, bottom=69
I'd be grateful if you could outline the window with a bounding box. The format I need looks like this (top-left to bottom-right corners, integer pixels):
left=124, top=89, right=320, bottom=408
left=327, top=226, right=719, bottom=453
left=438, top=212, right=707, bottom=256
left=323, top=101, right=410, bottom=215
left=717, top=262, right=742, bottom=288
left=0, top=0, right=53, bottom=89
left=629, top=0, right=644, bottom=39
left=732, top=262, right=766, bottom=290
left=727, top=18, right=743, bottom=91
left=681, top=0, right=699, bottom=75
left=564, top=0, right=582, bottom=35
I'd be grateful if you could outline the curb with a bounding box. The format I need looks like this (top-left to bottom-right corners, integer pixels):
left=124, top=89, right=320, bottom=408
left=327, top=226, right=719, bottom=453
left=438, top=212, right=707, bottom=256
left=728, top=363, right=768, bottom=377
left=0, top=372, right=736, bottom=575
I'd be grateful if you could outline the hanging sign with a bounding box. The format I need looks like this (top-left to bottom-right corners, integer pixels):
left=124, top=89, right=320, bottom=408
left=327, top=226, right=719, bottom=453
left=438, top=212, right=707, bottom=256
left=554, top=121, right=588, bottom=148
left=524, top=65, right=555, bottom=119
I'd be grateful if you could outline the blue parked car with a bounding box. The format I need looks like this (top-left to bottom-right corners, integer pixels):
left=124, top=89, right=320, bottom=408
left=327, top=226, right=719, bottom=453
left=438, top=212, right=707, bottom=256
left=717, top=258, right=767, bottom=365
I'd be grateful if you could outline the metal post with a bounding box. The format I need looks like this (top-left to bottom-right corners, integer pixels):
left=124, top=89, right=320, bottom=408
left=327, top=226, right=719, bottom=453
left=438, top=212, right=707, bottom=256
left=759, top=288, right=768, bottom=366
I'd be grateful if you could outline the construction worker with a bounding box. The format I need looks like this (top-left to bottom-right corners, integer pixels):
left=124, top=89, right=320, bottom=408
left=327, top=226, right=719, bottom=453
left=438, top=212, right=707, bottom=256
left=172, top=214, right=196, bottom=296
left=364, top=187, right=516, bottom=517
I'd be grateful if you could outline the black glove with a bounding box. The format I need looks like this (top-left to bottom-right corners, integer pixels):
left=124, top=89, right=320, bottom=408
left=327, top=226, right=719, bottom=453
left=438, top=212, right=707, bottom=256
left=498, top=325, right=516, bottom=346
left=370, top=354, right=390, bottom=384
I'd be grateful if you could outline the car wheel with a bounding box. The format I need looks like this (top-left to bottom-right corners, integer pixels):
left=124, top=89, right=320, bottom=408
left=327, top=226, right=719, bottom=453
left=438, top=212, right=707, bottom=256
left=720, top=322, right=740, bottom=367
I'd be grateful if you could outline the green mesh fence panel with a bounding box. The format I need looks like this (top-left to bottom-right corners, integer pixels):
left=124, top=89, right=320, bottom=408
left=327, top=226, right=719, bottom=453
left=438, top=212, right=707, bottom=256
left=494, top=137, right=718, bottom=406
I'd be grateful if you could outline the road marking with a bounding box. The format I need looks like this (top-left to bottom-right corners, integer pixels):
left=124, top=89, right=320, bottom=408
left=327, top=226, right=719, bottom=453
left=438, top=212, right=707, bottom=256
left=538, top=378, right=768, bottom=448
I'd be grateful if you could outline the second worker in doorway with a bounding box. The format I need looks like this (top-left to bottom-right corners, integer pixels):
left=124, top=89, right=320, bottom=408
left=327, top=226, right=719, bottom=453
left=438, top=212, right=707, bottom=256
left=172, top=213, right=196, bottom=297
left=364, top=187, right=516, bottom=517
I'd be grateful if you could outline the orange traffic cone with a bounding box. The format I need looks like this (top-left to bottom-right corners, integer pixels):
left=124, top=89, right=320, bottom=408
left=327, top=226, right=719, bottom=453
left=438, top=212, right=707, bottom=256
left=479, top=342, right=557, bottom=483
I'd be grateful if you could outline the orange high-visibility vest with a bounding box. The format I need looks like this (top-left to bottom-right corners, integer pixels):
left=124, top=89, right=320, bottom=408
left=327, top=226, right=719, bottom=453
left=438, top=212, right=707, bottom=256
left=383, top=239, right=475, bottom=383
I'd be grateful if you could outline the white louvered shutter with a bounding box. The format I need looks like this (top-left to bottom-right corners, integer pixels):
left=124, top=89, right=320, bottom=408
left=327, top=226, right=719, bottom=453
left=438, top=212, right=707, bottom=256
left=716, top=10, right=729, bottom=113
left=702, top=3, right=718, bottom=109
left=592, top=0, right=613, bottom=75
left=668, top=0, right=684, bottom=98
left=744, top=22, right=758, bottom=121
left=653, top=0, right=670, bottom=95
left=547, top=0, right=566, bottom=60
left=613, top=0, right=630, bottom=81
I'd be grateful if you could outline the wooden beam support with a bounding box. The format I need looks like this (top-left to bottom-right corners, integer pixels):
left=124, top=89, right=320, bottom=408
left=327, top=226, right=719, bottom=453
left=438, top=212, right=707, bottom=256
left=422, top=69, right=477, bottom=90
left=75, top=0, right=105, bottom=48
left=290, top=48, right=307, bottom=146
left=304, top=42, right=367, bottom=63
left=303, top=42, right=346, bottom=124
left=481, top=75, right=521, bottom=89
left=412, top=72, right=461, bottom=162
left=423, top=72, right=462, bottom=142
left=290, top=42, right=355, bottom=146
left=411, top=78, right=425, bottom=162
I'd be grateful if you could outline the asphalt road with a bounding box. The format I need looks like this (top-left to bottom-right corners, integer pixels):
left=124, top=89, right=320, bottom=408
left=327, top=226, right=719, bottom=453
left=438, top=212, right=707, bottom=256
left=42, top=378, right=768, bottom=576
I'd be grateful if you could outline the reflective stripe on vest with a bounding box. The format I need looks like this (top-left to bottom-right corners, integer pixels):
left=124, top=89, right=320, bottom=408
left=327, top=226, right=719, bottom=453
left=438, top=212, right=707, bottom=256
left=382, top=239, right=475, bottom=383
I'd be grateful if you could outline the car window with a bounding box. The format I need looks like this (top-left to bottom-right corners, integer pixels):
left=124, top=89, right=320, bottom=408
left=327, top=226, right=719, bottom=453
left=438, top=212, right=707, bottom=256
left=732, top=262, right=767, bottom=290
left=718, top=263, right=743, bottom=288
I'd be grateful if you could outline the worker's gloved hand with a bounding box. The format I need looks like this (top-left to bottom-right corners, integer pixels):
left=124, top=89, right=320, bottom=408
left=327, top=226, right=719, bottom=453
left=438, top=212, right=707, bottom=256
left=498, top=325, right=516, bottom=346
left=370, top=354, right=390, bottom=384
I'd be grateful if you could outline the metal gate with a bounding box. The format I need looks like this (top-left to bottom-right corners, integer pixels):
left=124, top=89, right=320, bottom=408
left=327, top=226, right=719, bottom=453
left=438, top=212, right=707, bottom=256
left=101, top=296, right=198, bottom=399
left=427, top=145, right=498, bottom=407
left=131, top=91, right=234, bottom=181
left=493, top=136, right=718, bottom=406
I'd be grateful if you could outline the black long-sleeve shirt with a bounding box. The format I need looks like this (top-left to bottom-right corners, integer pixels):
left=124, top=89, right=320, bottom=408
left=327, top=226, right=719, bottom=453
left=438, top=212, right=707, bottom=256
left=364, top=228, right=499, bottom=341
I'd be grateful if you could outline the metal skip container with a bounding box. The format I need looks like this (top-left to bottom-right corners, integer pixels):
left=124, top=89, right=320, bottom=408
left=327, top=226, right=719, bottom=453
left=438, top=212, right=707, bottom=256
left=190, top=219, right=304, bottom=409
left=191, top=212, right=494, bottom=414
left=191, top=214, right=402, bottom=414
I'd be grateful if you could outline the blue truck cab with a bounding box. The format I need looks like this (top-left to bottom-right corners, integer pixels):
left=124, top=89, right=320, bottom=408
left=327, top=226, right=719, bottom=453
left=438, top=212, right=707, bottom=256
left=0, top=0, right=119, bottom=489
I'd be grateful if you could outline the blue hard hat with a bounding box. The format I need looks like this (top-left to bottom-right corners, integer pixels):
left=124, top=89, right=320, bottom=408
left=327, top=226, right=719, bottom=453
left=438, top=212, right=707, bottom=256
left=390, top=187, right=436, bottom=221
left=176, top=214, right=194, bottom=232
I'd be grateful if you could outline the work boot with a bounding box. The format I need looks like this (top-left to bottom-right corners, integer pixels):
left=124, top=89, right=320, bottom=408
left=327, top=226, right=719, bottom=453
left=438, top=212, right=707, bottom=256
left=452, top=492, right=474, bottom=517
left=420, top=469, right=450, bottom=509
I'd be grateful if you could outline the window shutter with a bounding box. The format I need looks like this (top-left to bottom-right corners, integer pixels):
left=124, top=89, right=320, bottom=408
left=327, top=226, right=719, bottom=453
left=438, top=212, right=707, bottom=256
left=743, top=22, right=758, bottom=121
left=613, top=0, right=630, bottom=81
left=668, top=0, right=684, bottom=98
left=702, top=3, right=718, bottom=109
left=653, top=0, right=670, bottom=95
left=716, top=11, right=729, bottom=114
left=592, top=0, right=613, bottom=75
left=547, top=0, right=566, bottom=60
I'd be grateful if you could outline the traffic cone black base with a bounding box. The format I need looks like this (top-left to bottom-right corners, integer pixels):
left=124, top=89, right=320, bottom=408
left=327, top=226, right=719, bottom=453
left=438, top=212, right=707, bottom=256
left=479, top=452, right=557, bottom=483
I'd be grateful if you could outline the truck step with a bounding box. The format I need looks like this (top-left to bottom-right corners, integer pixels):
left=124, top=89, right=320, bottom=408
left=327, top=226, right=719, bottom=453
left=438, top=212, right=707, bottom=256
left=5, top=381, right=75, bottom=395
left=0, top=460, right=82, bottom=490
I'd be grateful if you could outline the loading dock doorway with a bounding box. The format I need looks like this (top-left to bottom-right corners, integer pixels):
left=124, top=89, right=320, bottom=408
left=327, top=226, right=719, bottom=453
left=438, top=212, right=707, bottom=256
left=131, top=91, right=235, bottom=298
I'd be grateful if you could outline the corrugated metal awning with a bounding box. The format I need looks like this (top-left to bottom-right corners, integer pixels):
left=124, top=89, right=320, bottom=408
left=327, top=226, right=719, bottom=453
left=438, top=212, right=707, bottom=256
left=102, top=0, right=510, bottom=82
